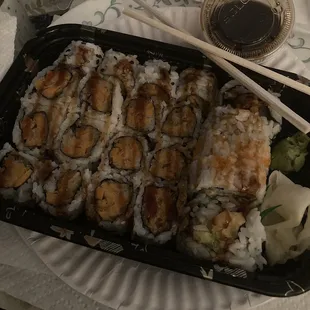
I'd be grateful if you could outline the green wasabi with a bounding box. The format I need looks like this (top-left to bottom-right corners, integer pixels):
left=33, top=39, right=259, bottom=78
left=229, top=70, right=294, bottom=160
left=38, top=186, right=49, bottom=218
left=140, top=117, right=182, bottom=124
left=271, top=132, right=310, bottom=174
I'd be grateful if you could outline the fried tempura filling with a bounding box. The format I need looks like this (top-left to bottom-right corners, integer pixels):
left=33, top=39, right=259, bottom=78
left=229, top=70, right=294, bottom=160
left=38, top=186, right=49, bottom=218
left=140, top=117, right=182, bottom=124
left=95, top=181, right=132, bottom=221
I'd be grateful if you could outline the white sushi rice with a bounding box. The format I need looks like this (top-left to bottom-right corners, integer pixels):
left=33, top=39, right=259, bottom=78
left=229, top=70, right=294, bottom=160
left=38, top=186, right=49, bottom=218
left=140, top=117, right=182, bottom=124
left=227, top=209, right=267, bottom=271
left=98, top=49, right=139, bottom=92
left=99, top=49, right=139, bottom=73
left=57, top=41, right=104, bottom=74
left=133, top=59, right=179, bottom=98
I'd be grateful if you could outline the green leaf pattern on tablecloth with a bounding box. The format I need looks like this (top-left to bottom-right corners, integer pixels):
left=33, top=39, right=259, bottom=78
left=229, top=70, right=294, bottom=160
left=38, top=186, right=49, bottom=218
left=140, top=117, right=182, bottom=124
left=288, top=34, right=310, bottom=64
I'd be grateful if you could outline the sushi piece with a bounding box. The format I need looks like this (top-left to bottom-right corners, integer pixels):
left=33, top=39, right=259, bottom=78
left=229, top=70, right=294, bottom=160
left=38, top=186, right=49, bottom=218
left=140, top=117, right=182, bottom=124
left=81, top=73, right=114, bottom=114
left=176, top=68, right=217, bottom=118
left=123, top=97, right=157, bottom=133
left=0, top=143, right=35, bottom=202
left=108, top=135, right=145, bottom=172
left=54, top=112, right=106, bottom=166
left=133, top=183, right=179, bottom=243
left=33, top=164, right=87, bottom=219
left=149, top=146, right=187, bottom=182
left=17, top=111, right=48, bottom=148
left=161, top=100, right=202, bottom=139
left=58, top=41, right=104, bottom=73
left=191, top=105, right=271, bottom=202
left=177, top=192, right=266, bottom=271
left=85, top=169, right=136, bottom=232
left=134, top=60, right=178, bottom=101
left=34, top=67, right=73, bottom=99
left=98, top=49, right=139, bottom=96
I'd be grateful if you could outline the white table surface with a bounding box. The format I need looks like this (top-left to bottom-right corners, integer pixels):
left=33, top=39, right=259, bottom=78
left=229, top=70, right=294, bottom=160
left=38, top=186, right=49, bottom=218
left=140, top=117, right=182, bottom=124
left=2, top=0, right=310, bottom=309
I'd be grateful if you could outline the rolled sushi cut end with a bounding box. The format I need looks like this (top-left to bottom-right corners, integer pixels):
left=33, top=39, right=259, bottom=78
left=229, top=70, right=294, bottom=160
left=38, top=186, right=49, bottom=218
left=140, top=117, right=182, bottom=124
left=149, top=147, right=186, bottom=182
left=177, top=68, right=217, bottom=115
left=177, top=193, right=266, bottom=271
left=134, top=184, right=179, bottom=244
left=162, top=105, right=197, bottom=138
left=61, top=124, right=101, bottom=158
left=109, top=136, right=144, bottom=171
left=35, top=67, right=73, bottom=99
left=19, top=112, right=48, bottom=148
left=125, top=97, right=156, bottom=133
left=95, top=181, right=132, bottom=221
left=0, top=143, right=35, bottom=202
left=81, top=73, right=114, bottom=113
left=137, top=83, right=170, bottom=104
left=59, top=41, right=104, bottom=73
left=98, top=49, right=139, bottom=96
left=33, top=166, right=86, bottom=219
left=86, top=170, right=135, bottom=232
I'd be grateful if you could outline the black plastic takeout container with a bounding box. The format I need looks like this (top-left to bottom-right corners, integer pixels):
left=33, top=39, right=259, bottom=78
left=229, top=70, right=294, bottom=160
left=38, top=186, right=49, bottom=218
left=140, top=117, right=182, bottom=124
left=1, top=24, right=310, bottom=297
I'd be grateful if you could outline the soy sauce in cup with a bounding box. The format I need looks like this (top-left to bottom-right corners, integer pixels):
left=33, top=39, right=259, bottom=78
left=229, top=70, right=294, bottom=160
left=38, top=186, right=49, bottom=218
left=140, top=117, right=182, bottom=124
left=200, top=0, right=295, bottom=62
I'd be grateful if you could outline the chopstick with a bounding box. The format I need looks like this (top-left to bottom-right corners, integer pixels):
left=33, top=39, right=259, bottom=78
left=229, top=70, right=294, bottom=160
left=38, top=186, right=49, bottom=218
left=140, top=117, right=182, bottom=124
left=124, top=5, right=310, bottom=134
left=123, top=7, right=310, bottom=97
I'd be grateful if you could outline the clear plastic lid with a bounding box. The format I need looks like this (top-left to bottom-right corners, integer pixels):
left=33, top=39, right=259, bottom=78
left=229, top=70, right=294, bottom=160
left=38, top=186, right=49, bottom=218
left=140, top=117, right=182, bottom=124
left=200, top=0, right=295, bottom=61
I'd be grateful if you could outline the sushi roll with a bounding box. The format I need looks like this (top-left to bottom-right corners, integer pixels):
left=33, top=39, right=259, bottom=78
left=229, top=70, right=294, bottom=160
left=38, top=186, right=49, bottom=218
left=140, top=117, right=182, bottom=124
left=98, top=49, right=139, bottom=97
left=104, top=134, right=148, bottom=174
left=54, top=112, right=107, bottom=167
left=191, top=105, right=271, bottom=203
left=149, top=145, right=188, bottom=183
left=85, top=169, right=137, bottom=232
left=134, top=60, right=179, bottom=101
left=133, top=181, right=187, bottom=244
left=177, top=192, right=266, bottom=271
left=0, top=143, right=35, bottom=202
left=58, top=41, right=104, bottom=73
left=176, top=68, right=217, bottom=118
left=33, top=164, right=87, bottom=219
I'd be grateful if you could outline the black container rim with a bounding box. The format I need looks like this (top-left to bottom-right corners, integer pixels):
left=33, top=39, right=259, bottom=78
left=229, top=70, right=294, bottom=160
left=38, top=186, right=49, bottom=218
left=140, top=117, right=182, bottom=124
left=1, top=23, right=310, bottom=298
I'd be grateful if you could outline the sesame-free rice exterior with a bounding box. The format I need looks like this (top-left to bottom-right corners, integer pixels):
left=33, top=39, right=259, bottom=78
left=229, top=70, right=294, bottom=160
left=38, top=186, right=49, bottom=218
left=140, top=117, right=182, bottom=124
left=190, top=105, right=272, bottom=202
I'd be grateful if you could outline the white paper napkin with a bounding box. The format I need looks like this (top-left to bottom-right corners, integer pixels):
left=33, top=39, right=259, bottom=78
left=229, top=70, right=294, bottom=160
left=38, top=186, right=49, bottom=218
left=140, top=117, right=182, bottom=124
left=0, top=11, right=17, bottom=81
